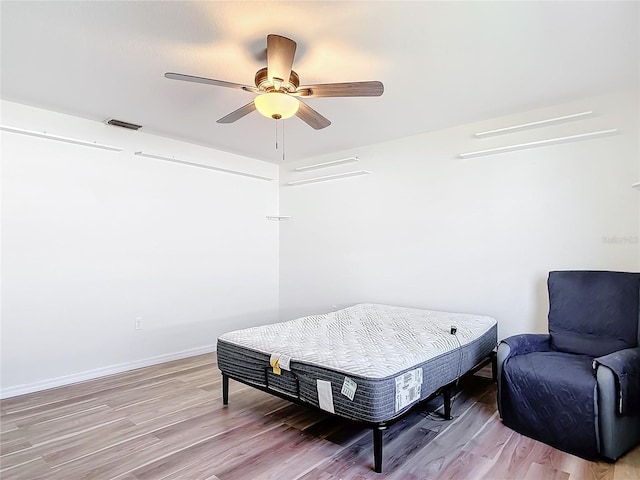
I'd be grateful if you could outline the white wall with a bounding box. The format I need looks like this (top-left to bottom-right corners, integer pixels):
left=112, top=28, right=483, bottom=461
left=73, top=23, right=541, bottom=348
left=3, top=91, right=639, bottom=397
left=279, top=91, right=640, bottom=340
left=1, top=100, right=280, bottom=396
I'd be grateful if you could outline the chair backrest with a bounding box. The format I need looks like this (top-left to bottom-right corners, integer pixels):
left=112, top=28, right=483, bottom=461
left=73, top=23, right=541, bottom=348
left=548, top=270, right=640, bottom=357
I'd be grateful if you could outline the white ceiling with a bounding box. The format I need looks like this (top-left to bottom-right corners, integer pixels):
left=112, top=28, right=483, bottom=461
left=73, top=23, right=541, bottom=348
left=1, top=1, right=638, bottom=164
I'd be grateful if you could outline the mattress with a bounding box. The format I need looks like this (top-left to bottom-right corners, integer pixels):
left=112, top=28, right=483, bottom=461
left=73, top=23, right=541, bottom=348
left=217, top=303, right=497, bottom=424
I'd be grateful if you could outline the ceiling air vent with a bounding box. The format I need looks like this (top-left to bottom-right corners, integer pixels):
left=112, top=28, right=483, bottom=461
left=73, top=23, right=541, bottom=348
left=105, top=118, right=142, bottom=130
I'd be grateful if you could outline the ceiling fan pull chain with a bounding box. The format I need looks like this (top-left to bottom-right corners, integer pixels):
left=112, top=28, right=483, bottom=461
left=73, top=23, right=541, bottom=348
left=282, top=120, right=286, bottom=162
left=275, top=119, right=279, bottom=151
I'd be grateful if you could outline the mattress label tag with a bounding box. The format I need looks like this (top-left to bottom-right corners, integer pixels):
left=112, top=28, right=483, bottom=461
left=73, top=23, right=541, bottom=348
left=278, top=355, right=291, bottom=371
left=269, top=354, right=281, bottom=375
left=395, top=368, right=423, bottom=412
left=316, top=380, right=335, bottom=413
left=341, top=377, right=357, bottom=401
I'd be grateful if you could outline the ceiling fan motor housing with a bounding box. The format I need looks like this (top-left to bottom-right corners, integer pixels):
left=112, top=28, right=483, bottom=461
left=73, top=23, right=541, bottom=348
left=254, top=67, right=300, bottom=93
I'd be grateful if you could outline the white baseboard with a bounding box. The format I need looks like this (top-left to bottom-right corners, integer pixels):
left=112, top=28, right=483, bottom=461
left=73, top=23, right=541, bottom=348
left=0, top=345, right=217, bottom=399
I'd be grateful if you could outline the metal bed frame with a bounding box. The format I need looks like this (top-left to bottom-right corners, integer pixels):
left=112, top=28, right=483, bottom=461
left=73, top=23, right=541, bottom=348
left=220, top=351, right=496, bottom=473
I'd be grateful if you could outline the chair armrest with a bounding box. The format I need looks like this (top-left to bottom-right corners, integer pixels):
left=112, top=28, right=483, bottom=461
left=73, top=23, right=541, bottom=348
left=595, top=347, right=640, bottom=416
left=500, top=334, right=551, bottom=358
left=496, top=334, right=550, bottom=419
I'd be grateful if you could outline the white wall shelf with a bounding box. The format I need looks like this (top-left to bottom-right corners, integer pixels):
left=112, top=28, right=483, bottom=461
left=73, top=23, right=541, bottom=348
left=0, top=125, right=123, bottom=151
left=474, top=111, right=594, bottom=138
left=266, top=216, right=291, bottom=221
left=287, top=170, right=371, bottom=186
left=134, top=152, right=273, bottom=181
left=459, top=129, right=618, bottom=159
left=294, top=157, right=359, bottom=172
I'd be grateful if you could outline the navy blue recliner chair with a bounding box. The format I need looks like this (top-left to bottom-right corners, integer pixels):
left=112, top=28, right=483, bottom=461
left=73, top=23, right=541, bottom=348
left=497, top=271, right=640, bottom=460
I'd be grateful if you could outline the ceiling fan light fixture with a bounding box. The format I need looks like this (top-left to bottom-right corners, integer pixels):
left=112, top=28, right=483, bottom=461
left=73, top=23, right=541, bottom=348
left=254, top=91, right=299, bottom=120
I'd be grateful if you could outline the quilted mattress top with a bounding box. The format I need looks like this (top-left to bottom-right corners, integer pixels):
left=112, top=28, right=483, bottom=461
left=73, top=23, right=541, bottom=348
left=218, top=303, right=497, bottom=379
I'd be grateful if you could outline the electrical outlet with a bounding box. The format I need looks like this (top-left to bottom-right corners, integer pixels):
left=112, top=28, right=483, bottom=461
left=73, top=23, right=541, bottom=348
left=135, top=317, right=143, bottom=330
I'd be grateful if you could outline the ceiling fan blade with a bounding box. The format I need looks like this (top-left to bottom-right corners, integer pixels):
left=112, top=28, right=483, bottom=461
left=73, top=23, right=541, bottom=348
left=267, top=35, right=297, bottom=86
left=295, top=81, right=384, bottom=98
left=296, top=100, right=331, bottom=130
left=216, top=102, right=257, bottom=124
left=165, top=72, right=259, bottom=93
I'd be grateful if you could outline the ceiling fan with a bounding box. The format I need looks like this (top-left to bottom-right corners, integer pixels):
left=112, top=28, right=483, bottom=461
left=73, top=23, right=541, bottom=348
left=165, top=34, right=384, bottom=130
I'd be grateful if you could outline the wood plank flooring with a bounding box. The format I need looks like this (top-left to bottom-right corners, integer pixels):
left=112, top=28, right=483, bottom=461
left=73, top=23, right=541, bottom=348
left=1, top=354, right=638, bottom=479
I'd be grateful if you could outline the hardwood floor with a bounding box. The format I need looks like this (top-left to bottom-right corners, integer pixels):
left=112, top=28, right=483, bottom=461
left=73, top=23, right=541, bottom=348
left=1, top=354, right=638, bottom=479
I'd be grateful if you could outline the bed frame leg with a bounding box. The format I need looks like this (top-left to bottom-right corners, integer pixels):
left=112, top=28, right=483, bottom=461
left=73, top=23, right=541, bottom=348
left=443, top=385, right=452, bottom=420
left=373, top=426, right=385, bottom=473
left=222, top=373, right=229, bottom=405
left=491, top=351, right=498, bottom=383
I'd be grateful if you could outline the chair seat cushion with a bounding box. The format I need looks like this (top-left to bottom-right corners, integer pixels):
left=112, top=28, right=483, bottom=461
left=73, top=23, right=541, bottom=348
left=502, top=351, right=598, bottom=459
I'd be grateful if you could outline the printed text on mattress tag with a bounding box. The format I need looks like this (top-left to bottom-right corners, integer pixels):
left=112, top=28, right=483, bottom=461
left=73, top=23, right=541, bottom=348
left=278, top=355, right=291, bottom=371
left=341, top=376, right=358, bottom=401
left=395, top=368, right=423, bottom=412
